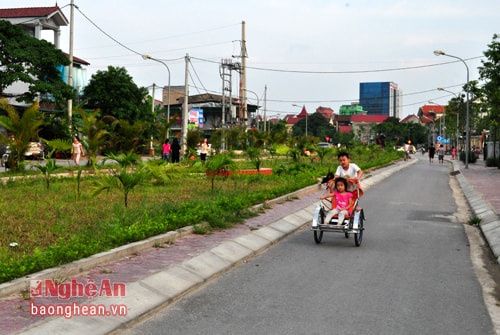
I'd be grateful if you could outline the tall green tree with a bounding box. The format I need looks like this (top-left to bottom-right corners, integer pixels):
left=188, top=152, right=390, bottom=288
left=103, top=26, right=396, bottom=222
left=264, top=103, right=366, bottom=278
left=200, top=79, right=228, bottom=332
left=478, top=34, right=500, bottom=168
left=268, top=120, right=288, bottom=145
left=82, top=66, right=149, bottom=122
left=292, top=112, right=335, bottom=140
left=0, top=20, right=74, bottom=105
left=372, top=117, right=427, bottom=146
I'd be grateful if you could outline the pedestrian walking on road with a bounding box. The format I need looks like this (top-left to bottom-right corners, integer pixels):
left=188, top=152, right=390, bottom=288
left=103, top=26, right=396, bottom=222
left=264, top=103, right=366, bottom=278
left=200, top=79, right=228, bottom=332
left=428, top=143, right=435, bottom=164
left=438, top=144, right=445, bottom=165
left=403, top=141, right=411, bottom=161
left=72, top=136, right=85, bottom=166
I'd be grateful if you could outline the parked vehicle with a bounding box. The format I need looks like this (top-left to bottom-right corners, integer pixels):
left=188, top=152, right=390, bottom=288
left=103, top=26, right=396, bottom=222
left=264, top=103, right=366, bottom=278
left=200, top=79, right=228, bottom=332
left=0, top=146, right=10, bottom=167
left=24, top=142, right=45, bottom=160
left=317, top=142, right=332, bottom=148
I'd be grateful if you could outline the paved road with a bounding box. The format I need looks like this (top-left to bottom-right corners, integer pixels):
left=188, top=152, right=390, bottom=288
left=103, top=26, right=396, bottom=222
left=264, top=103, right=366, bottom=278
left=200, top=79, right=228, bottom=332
left=118, top=154, right=494, bottom=335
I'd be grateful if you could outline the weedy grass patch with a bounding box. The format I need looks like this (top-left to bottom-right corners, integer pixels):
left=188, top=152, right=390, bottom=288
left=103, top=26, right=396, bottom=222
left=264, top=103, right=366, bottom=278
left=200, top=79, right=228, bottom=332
left=0, top=147, right=401, bottom=283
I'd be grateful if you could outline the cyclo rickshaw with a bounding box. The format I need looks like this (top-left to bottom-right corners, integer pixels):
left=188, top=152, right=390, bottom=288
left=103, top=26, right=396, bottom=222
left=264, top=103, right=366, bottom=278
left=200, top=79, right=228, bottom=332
left=311, top=177, right=366, bottom=247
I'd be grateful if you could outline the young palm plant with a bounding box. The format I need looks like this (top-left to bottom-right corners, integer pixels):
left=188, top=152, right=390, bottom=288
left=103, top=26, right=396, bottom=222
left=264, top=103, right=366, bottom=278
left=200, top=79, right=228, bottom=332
left=32, top=158, right=60, bottom=189
left=92, top=152, right=152, bottom=207
left=205, top=153, right=237, bottom=191
left=314, top=146, right=333, bottom=165
left=246, top=147, right=262, bottom=173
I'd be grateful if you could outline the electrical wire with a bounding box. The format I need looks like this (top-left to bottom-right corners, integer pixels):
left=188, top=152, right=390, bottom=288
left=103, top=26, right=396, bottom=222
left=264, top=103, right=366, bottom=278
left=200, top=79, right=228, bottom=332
left=188, top=59, right=208, bottom=95
left=191, top=56, right=483, bottom=75
left=75, top=6, right=143, bottom=57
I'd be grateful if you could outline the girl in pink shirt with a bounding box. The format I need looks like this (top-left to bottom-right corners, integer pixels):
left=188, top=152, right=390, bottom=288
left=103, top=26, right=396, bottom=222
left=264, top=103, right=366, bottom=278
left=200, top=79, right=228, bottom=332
left=320, top=178, right=354, bottom=225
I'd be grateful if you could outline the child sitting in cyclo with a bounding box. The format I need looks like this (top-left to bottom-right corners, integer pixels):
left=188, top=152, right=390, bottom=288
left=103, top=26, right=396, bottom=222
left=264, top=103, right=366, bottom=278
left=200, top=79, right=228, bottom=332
left=323, top=151, right=364, bottom=196
left=335, top=151, right=363, bottom=189
left=320, top=178, right=354, bottom=225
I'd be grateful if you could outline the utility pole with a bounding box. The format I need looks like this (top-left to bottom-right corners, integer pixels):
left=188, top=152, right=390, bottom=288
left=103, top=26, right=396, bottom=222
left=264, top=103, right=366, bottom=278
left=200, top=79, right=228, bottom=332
left=182, top=54, right=190, bottom=156
left=263, top=85, right=267, bottom=132
left=240, top=21, right=249, bottom=128
left=67, top=0, right=75, bottom=134
left=150, top=83, right=155, bottom=156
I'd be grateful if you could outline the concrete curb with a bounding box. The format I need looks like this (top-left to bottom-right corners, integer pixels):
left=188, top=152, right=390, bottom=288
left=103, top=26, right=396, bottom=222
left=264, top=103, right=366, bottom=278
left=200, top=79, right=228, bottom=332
left=451, top=161, right=500, bottom=263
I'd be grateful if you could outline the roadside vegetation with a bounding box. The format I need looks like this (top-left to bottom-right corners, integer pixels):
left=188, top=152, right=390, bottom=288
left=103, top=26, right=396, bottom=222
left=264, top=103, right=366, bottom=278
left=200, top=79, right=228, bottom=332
left=0, top=146, right=401, bottom=283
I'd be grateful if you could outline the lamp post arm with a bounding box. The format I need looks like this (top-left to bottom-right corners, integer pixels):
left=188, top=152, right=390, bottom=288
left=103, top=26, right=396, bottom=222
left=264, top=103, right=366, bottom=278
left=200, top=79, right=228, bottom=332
left=434, top=50, right=470, bottom=168
left=142, top=55, right=172, bottom=138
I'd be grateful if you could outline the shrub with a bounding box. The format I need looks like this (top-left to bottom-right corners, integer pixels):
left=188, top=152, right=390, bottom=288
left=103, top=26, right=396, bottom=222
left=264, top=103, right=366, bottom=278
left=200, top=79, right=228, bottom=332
left=459, top=151, right=477, bottom=164
left=485, top=157, right=500, bottom=167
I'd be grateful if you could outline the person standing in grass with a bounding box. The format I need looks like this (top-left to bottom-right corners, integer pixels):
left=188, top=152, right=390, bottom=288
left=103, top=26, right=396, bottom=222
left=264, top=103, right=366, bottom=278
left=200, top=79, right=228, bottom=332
left=72, top=136, right=85, bottom=166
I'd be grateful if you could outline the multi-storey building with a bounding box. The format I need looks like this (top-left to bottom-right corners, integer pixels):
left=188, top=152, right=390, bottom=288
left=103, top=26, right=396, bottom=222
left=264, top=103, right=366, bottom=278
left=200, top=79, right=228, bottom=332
left=359, top=82, right=402, bottom=119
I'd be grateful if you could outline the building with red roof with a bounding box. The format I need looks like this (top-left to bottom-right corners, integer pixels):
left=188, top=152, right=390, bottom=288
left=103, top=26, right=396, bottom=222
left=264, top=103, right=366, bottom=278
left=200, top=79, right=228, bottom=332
left=400, top=114, right=420, bottom=124
left=417, top=104, right=446, bottom=125
left=0, top=5, right=90, bottom=106
left=316, top=106, right=334, bottom=124
left=0, top=6, right=68, bottom=48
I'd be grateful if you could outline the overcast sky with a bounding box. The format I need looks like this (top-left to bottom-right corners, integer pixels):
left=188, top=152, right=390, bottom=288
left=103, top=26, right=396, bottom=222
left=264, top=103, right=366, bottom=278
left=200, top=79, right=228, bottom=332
left=2, top=0, right=498, bottom=119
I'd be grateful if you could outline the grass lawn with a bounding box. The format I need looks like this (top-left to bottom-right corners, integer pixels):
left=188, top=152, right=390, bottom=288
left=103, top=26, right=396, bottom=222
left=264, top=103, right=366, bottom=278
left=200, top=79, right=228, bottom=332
left=0, top=147, right=402, bottom=283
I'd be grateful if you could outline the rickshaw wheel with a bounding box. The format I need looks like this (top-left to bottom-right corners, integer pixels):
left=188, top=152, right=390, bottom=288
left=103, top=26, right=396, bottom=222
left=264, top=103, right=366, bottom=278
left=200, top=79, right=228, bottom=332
left=314, top=208, right=325, bottom=244
left=354, top=214, right=364, bottom=247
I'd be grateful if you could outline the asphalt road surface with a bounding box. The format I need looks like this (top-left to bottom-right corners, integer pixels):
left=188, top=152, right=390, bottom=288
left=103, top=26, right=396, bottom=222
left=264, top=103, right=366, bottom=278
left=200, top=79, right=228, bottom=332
left=120, top=156, right=495, bottom=334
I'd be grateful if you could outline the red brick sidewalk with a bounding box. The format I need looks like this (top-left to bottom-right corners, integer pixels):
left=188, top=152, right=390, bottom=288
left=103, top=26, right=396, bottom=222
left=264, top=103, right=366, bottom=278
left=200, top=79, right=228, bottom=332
left=455, top=156, right=500, bottom=215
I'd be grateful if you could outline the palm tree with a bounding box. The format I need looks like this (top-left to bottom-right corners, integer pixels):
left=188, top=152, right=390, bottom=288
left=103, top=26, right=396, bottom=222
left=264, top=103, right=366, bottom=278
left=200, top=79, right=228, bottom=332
left=0, top=99, right=45, bottom=171
left=246, top=147, right=262, bottom=173
left=74, top=107, right=109, bottom=165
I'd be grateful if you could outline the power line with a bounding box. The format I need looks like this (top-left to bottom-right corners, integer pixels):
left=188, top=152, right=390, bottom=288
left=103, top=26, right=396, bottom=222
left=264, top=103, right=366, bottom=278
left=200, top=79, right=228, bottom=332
left=188, top=59, right=208, bottom=94
left=74, top=7, right=239, bottom=60
left=191, top=56, right=483, bottom=75
left=75, top=6, right=143, bottom=56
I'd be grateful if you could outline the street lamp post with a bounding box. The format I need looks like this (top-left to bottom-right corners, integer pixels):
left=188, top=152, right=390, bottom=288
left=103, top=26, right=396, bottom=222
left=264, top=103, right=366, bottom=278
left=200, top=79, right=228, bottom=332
left=434, top=50, right=470, bottom=168
left=437, top=87, right=461, bottom=150
left=292, top=104, right=307, bottom=137
left=142, top=54, right=171, bottom=139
